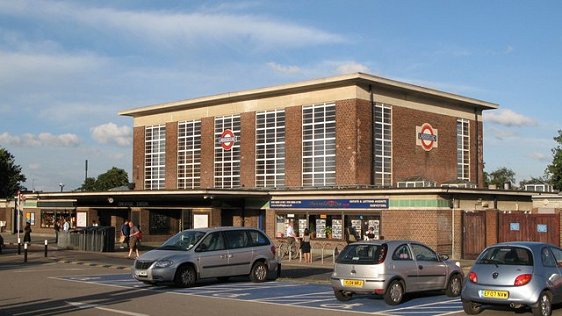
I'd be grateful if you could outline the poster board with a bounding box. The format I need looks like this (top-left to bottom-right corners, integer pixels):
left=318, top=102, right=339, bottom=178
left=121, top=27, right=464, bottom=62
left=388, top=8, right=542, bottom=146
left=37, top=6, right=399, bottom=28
left=76, top=212, right=87, bottom=227
left=193, top=214, right=209, bottom=228
left=332, top=219, right=343, bottom=239
left=316, top=219, right=326, bottom=238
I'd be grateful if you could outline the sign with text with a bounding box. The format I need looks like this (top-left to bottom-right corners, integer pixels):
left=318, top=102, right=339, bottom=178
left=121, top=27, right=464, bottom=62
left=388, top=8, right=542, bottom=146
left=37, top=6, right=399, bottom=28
left=416, top=123, right=438, bottom=151
left=270, top=199, right=389, bottom=209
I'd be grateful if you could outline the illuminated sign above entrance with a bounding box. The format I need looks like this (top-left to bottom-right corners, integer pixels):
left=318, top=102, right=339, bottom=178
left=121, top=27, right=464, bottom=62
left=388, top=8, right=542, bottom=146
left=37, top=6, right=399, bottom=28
left=219, top=129, right=237, bottom=150
left=270, top=199, right=389, bottom=209
left=416, top=123, right=438, bottom=151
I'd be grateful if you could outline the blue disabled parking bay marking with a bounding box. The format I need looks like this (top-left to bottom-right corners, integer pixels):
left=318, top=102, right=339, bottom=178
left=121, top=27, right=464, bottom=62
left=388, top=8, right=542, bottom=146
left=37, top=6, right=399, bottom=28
left=56, top=274, right=463, bottom=316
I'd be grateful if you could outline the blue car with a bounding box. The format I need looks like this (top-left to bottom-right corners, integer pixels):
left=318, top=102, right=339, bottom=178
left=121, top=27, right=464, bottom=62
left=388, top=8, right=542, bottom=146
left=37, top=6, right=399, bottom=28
left=461, top=241, right=562, bottom=316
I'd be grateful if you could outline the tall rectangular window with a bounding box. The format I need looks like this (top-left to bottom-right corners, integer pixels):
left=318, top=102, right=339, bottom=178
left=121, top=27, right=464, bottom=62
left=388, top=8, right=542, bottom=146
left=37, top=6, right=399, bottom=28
left=302, top=103, right=336, bottom=187
left=178, top=120, right=201, bottom=189
left=374, top=104, right=392, bottom=186
left=457, top=118, right=470, bottom=181
left=256, top=110, right=285, bottom=187
left=214, top=115, right=241, bottom=188
left=145, top=125, right=166, bottom=190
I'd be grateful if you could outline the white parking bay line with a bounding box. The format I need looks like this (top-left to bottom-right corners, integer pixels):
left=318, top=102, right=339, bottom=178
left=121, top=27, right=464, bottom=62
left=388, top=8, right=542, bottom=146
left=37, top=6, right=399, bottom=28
left=383, top=299, right=462, bottom=315
left=66, top=301, right=149, bottom=316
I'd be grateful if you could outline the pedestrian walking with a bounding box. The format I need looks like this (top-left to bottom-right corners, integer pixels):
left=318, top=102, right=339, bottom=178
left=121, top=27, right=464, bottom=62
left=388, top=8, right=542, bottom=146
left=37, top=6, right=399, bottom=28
left=23, top=222, right=32, bottom=244
left=120, top=219, right=130, bottom=249
left=127, top=221, right=141, bottom=259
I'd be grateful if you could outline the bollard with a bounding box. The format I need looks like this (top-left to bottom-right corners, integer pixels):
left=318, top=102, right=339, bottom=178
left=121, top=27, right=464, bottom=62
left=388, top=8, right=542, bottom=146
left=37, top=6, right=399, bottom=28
left=17, top=237, right=21, bottom=255
left=24, top=243, right=28, bottom=263
left=44, top=240, right=48, bottom=257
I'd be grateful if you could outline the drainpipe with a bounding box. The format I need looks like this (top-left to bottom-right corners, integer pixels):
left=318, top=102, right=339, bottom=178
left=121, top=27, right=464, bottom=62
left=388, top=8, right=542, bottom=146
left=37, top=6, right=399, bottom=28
left=474, top=109, right=480, bottom=187
left=370, top=84, right=375, bottom=186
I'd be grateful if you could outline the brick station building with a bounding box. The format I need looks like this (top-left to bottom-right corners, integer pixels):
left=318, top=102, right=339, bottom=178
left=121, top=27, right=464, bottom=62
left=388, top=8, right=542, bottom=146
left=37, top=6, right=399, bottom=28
left=9, top=73, right=541, bottom=259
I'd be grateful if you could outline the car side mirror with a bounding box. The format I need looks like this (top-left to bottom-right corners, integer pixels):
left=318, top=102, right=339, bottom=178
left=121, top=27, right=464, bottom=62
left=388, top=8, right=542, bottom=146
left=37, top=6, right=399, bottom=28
left=196, top=244, right=207, bottom=252
left=439, top=254, right=449, bottom=261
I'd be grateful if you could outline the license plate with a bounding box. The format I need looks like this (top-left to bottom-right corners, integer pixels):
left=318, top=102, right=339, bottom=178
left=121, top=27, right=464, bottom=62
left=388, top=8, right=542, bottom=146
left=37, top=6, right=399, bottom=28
left=137, top=271, right=148, bottom=277
left=343, top=279, right=364, bottom=287
left=480, top=290, right=509, bottom=299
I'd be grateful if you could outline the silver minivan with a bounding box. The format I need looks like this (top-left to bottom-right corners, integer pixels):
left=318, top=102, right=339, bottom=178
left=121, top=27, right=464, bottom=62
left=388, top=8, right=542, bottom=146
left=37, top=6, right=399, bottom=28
left=331, top=240, right=463, bottom=305
left=132, top=227, right=280, bottom=287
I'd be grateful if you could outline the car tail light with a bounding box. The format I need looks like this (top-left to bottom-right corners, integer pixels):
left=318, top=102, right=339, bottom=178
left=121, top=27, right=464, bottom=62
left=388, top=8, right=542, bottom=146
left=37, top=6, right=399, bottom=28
left=270, top=245, right=276, bottom=256
left=468, top=271, right=478, bottom=283
left=514, top=274, right=532, bottom=286
left=376, top=244, right=388, bottom=263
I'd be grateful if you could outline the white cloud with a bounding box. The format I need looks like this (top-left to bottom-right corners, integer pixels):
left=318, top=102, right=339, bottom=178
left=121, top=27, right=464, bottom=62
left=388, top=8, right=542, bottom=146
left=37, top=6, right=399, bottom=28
left=484, top=109, right=537, bottom=127
left=267, top=62, right=301, bottom=74
left=336, top=62, right=371, bottom=74
left=91, top=123, right=132, bottom=146
left=0, top=1, right=344, bottom=51
left=487, top=127, right=517, bottom=140
left=0, top=132, right=80, bottom=147
left=529, top=152, right=549, bottom=162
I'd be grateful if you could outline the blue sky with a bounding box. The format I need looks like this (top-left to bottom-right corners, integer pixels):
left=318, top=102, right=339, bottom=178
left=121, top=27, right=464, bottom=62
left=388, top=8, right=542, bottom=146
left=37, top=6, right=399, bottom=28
left=0, top=0, right=560, bottom=192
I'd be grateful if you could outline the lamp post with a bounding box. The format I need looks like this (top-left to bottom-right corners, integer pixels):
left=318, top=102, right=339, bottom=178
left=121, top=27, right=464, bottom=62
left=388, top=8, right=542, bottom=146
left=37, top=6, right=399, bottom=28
left=59, top=183, right=65, bottom=192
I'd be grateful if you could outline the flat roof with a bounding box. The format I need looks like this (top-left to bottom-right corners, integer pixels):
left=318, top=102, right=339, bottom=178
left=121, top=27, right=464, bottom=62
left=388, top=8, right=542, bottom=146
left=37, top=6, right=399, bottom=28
left=119, top=72, right=499, bottom=118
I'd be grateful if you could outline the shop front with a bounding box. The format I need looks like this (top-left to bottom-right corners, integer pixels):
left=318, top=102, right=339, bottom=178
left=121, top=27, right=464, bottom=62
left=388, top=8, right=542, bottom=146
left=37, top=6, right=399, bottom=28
left=269, top=198, right=388, bottom=250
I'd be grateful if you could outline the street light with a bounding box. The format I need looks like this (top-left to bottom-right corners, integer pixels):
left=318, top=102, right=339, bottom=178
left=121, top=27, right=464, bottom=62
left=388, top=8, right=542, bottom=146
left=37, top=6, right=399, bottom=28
left=59, top=183, right=65, bottom=192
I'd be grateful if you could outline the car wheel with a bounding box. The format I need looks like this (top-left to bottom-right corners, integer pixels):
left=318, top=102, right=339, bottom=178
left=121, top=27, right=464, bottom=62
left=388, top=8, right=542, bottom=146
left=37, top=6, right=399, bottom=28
left=334, top=290, right=352, bottom=302
left=384, top=280, right=404, bottom=305
left=249, top=261, right=268, bottom=282
left=174, top=265, right=196, bottom=288
left=532, top=291, right=552, bottom=316
left=462, top=300, right=482, bottom=315
left=445, top=274, right=462, bottom=297
left=217, top=276, right=230, bottom=283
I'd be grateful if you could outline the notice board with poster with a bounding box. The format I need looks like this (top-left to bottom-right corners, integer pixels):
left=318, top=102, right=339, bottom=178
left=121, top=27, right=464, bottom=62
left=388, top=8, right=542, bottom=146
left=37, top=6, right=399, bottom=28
left=316, top=219, right=326, bottom=238
left=332, top=219, right=343, bottom=239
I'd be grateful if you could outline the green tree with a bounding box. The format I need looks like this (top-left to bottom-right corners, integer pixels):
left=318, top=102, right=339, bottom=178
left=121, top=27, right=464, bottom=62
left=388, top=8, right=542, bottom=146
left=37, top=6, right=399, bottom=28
left=519, top=176, right=549, bottom=188
left=0, top=147, right=27, bottom=198
left=547, top=130, right=562, bottom=190
left=80, top=167, right=129, bottom=191
left=80, top=177, right=97, bottom=191
left=489, top=167, right=516, bottom=188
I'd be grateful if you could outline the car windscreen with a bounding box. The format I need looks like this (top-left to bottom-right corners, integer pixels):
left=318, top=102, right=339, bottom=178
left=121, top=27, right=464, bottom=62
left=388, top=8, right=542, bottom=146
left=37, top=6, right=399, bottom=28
left=476, top=246, right=533, bottom=266
left=336, top=243, right=387, bottom=265
left=157, top=230, right=206, bottom=251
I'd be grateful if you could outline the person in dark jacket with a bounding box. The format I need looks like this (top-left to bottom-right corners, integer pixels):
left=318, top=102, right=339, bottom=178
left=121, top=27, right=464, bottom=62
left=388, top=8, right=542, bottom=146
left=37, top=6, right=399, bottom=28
left=23, top=222, right=32, bottom=243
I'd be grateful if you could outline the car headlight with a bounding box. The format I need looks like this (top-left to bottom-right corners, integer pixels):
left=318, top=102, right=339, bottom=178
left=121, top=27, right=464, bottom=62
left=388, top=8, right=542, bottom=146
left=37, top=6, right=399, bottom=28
left=154, top=260, right=174, bottom=268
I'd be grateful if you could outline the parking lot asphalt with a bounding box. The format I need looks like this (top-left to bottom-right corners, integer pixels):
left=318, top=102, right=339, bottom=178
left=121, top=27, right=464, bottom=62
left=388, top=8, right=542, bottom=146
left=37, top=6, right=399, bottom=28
left=0, top=233, right=473, bottom=283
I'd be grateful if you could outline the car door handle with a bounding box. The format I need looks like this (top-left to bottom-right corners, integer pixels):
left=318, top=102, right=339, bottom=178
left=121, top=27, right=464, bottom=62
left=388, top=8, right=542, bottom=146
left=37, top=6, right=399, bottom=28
left=228, top=254, right=233, bottom=258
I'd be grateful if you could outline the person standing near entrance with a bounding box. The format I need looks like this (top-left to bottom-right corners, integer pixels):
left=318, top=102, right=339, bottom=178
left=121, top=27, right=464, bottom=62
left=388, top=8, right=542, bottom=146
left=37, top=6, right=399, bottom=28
left=301, top=228, right=312, bottom=263
left=127, top=221, right=140, bottom=259
left=53, top=220, right=60, bottom=243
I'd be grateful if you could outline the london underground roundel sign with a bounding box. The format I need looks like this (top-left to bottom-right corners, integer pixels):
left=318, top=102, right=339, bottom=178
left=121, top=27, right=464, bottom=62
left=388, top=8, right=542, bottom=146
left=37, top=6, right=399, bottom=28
left=416, top=123, right=438, bottom=151
left=219, top=129, right=237, bottom=150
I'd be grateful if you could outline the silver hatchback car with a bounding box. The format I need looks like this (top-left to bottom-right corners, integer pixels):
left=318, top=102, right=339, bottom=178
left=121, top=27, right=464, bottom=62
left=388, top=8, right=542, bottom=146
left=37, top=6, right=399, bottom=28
left=461, top=242, right=562, bottom=316
left=331, top=240, right=463, bottom=305
left=132, top=227, right=280, bottom=287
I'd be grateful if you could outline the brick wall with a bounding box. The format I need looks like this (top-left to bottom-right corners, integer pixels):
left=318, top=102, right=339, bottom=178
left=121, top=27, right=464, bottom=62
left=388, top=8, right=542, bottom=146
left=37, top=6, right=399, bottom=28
left=392, top=107, right=458, bottom=184
left=335, top=99, right=373, bottom=185
left=200, top=117, right=215, bottom=188
left=133, top=126, right=145, bottom=190
left=165, top=121, right=178, bottom=189
left=285, top=105, right=303, bottom=187
left=240, top=112, right=256, bottom=188
left=382, top=209, right=451, bottom=252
